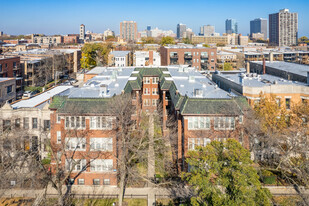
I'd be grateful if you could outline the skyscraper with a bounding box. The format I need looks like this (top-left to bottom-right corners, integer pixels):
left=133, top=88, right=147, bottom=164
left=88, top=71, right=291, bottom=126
left=80, top=24, right=85, bottom=40
left=146, top=25, right=151, bottom=37
left=199, top=25, right=215, bottom=36
left=120, top=21, right=138, bottom=42
left=250, top=18, right=267, bottom=40
left=225, top=19, right=238, bottom=34
left=177, top=23, right=187, bottom=39
left=269, top=9, right=298, bottom=46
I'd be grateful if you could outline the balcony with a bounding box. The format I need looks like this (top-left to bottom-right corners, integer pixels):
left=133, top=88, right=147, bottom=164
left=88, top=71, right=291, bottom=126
left=184, top=54, right=192, bottom=59
left=170, top=54, right=178, bottom=59
left=184, top=60, right=192, bottom=66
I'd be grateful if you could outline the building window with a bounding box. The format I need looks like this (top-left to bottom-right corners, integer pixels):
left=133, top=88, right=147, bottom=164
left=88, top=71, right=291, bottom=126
left=65, top=116, right=86, bottom=129
left=103, top=179, right=110, bottom=185
left=93, top=179, right=100, bottom=185
left=32, top=118, right=38, bottom=129
left=90, top=116, right=113, bottom=130
left=90, top=138, right=113, bottom=151
left=152, top=99, right=158, bottom=106
left=152, top=77, right=159, bottom=84
left=90, top=159, right=113, bottom=172
left=285, top=98, right=291, bottom=109
left=15, top=118, right=20, bottom=128
left=7, top=85, right=12, bottom=94
left=188, top=117, right=210, bottom=130
left=152, top=88, right=158, bottom=95
left=3, top=120, right=11, bottom=131
left=57, top=115, right=61, bottom=123
left=78, top=179, right=85, bottom=185
left=23, top=117, right=29, bottom=129
left=143, top=77, right=150, bottom=84
left=44, top=120, right=50, bottom=131
left=211, top=52, right=214, bottom=56
left=214, top=117, right=235, bottom=130
left=57, top=131, right=61, bottom=143
left=65, top=138, right=86, bottom=151
left=188, top=138, right=211, bottom=150
left=143, top=99, right=150, bottom=106
left=211, top=59, right=214, bottom=62
left=144, top=88, right=150, bottom=95
left=239, top=116, right=243, bottom=124
left=65, top=159, right=86, bottom=171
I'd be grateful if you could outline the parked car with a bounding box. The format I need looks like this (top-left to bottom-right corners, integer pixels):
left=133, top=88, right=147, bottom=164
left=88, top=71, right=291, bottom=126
left=23, top=91, right=38, bottom=98
left=69, top=78, right=77, bottom=84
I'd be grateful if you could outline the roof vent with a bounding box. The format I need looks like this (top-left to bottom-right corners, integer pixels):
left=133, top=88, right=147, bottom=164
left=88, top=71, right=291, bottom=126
left=115, top=83, right=119, bottom=87
left=194, top=89, right=203, bottom=97
left=189, top=76, right=195, bottom=82
left=180, top=84, right=184, bottom=87
left=178, top=67, right=184, bottom=72
left=99, top=84, right=108, bottom=96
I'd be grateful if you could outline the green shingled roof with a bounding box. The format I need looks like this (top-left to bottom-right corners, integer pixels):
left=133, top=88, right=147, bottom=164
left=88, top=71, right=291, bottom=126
left=57, top=98, right=111, bottom=114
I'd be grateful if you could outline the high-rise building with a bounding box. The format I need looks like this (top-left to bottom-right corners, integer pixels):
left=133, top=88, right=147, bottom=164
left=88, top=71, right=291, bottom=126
left=225, top=19, right=238, bottom=34
left=80, top=24, right=85, bottom=40
left=146, top=25, right=151, bottom=37
left=120, top=21, right=138, bottom=42
left=250, top=18, right=267, bottom=40
left=269, top=9, right=298, bottom=46
left=177, top=23, right=187, bottom=39
left=199, top=25, right=215, bottom=36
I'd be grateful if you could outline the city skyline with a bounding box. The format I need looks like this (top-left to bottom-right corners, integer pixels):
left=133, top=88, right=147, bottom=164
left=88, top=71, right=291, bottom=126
left=0, top=0, right=309, bottom=37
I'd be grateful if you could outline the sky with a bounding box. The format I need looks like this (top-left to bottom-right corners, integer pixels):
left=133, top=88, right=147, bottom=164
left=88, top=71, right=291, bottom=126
left=1, top=0, right=309, bottom=37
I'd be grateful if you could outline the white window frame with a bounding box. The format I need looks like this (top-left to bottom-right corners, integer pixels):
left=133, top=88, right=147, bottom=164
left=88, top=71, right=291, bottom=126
left=214, top=117, right=235, bottom=130
left=90, top=116, right=113, bottom=130
left=65, top=116, right=86, bottom=129
left=144, top=88, right=150, bottom=95
left=65, top=138, right=86, bottom=151
left=152, top=88, right=158, bottom=95
left=188, top=138, right=211, bottom=150
left=90, top=159, right=113, bottom=172
left=90, top=138, right=113, bottom=151
left=143, top=77, right=150, bottom=84
left=65, top=159, right=87, bottom=171
left=188, top=117, right=210, bottom=130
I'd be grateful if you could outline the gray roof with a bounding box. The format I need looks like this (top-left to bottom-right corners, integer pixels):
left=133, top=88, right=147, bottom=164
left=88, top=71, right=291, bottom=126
left=11, top=86, right=73, bottom=109
left=67, top=68, right=134, bottom=98
left=217, top=73, right=307, bottom=87
left=110, top=51, right=130, bottom=57
left=252, top=61, right=309, bottom=78
left=168, top=67, right=232, bottom=99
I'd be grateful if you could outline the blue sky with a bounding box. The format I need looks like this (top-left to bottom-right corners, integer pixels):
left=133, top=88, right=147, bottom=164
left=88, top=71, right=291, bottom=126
left=1, top=0, right=308, bottom=37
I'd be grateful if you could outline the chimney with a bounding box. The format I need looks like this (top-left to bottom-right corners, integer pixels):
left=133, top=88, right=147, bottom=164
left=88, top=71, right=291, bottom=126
left=270, top=52, right=274, bottom=62
left=246, top=62, right=250, bottom=74
left=263, top=58, right=266, bottom=75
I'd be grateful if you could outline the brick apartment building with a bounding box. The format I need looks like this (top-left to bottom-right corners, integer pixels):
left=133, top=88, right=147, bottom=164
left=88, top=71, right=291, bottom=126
left=160, top=45, right=217, bottom=70
left=49, top=66, right=247, bottom=186
left=64, top=35, right=79, bottom=44
left=0, top=78, right=16, bottom=106
left=0, top=56, right=23, bottom=97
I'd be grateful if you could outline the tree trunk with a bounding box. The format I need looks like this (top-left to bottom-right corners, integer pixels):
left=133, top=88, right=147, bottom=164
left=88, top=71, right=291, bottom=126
left=118, top=171, right=126, bottom=206
left=57, top=183, right=64, bottom=206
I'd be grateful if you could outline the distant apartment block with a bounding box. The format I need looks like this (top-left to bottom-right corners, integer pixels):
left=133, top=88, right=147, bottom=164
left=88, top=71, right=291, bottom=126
left=269, top=9, right=298, bottom=46
left=160, top=44, right=217, bottom=70
left=120, top=21, right=137, bottom=42
left=216, top=51, right=237, bottom=70
left=0, top=78, right=16, bottom=106
left=64, top=35, right=79, bottom=44
left=0, top=56, right=22, bottom=97
left=108, top=51, right=131, bottom=67
left=250, top=18, right=267, bottom=40
left=133, top=51, right=161, bottom=66
left=199, top=25, right=215, bottom=36
left=32, top=34, right=64, bottom=45
left=225, top=19, right=238, bottom=34
left=177, top=23, right=187, bottom=39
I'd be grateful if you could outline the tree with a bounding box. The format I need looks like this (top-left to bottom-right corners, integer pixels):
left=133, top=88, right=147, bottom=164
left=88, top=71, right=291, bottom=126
left=81, top=43, right=113, bottom=69
left=251, top=97, right=309, bottom=205
left=216, top=43, right=226, bottom=47
left=141, top=37, right=156, bottom=44
left=223, top=62, right=233, bottom=71
left=183, top=139, right=272, bottom=206
left=299, top=36, right=309, bottom=44
left=202, top=43, right=210, bottom=48
left=182, top=38, right=192, bottom=44
left=107, top=94, right=173, bottom=206
left=160, top=36, right=175, bottom=46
